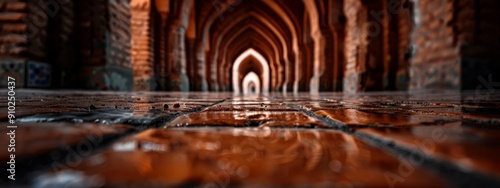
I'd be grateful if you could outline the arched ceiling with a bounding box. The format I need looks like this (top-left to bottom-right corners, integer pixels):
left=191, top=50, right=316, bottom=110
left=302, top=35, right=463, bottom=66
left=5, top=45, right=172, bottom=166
left=196, top=0, right=305, bottom=93
left=152, top=0, right=346, bottom=93
left=238, top=57, right=264, bottom=90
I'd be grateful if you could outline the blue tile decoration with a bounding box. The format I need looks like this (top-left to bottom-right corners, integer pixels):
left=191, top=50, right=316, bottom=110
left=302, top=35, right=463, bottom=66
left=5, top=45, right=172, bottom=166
left=27, top=61, right=51, bottom=87
left=0, top=59, right=26, bottom=87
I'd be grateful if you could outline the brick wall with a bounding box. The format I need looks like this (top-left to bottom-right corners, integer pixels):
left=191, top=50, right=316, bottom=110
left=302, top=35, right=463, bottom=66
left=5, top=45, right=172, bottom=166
left=409, top=0, right=500, bottom=91
left=409, top=0, right=461, bottom=91
left=0, top=0, right=28, bottom=59
left=108, top=0, right=132, bottom=69
left=0, top=0, right=52, bottom=88
left=343, top=0, right=390, bottom=93
left=0, top=0, right=28, bottom=87
left=131, top=2, right=155, bottom=91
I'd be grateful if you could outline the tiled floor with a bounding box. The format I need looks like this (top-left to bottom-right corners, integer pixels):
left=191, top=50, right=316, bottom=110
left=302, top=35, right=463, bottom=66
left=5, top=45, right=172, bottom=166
left=1, top=90, right=500, bottom=187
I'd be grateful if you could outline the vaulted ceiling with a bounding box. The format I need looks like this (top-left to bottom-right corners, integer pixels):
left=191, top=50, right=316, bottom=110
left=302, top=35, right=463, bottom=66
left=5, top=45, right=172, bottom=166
left=138, top=0, right=345, bottom=93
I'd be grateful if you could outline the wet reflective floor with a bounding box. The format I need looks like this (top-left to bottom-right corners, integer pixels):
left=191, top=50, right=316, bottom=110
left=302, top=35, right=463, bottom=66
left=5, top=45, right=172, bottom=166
left=1, top=90, right=500, bottom=187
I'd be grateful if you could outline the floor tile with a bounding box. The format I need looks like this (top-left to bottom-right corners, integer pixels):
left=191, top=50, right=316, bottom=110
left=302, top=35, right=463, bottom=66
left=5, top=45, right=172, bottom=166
left=34, top=128, right=448, bottom=187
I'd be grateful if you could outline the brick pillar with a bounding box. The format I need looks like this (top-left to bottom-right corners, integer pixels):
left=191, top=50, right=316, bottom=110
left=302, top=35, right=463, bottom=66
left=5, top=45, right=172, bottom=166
left=131, top=1, right=155, bottom=91
left=396, top=0, right=414, bottom=91
left=0, top=0, right=52, bottom=88
left=409, top=0, right=460, bottom=91
left=331, top=0, right=346, bottom=92
left=409, top=0, right=500, bottom=92
left=77, top=0, right=133, bottom=91
left=166, top=25, right=189, bottom=91
left=457, top=0, right=500, bottom=90
left=332, top=25, right=345, bottom=92
left=383, top=0, right=412, bottom=91
left=319, top=28, right=334, bottom=91
left=165, top=0, right=192, bottom=91
left=299, top=41, right=313, bottom=92
left=343, top=0, right=391, bottom=93
left=49, top=0, right=76, bottom=89
left=343, top=0, right=365, bottom=93
left=154, top=3, right=169, bottom=91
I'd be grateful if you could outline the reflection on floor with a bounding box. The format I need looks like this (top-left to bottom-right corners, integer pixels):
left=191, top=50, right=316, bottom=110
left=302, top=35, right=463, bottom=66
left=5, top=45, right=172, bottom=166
left=1, top=90, right=500, bottom=187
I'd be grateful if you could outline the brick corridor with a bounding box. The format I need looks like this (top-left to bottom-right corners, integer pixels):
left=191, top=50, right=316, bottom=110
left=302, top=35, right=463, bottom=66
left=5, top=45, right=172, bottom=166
left=2, top=90, right=500, bottom=187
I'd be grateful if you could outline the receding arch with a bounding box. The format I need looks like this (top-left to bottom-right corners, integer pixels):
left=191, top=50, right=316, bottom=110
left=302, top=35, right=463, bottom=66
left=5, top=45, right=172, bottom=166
left=213, top=6, right=298, bottom=92
left=196, top=0, right=300, bottom=93
left=209, top=13, right=288, bottom=93
left=302, top=0, right=324, bottom=94
left=242, top=72, right=261, bottom=95
left=225, top=39, right=272, bottom=92
left=214, top=26, right=279, bottom=91
left=217, top=26, right=281, bottom=92
left=259, top=0, right=301, bottom=93
left=194, top=0, right=243, bottom=91
left=232, top=48, right=270, bottom=95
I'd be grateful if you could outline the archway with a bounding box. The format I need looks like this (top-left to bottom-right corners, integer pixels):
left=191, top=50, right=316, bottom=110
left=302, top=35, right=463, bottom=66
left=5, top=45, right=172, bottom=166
left=242, top=72, right=261, bottom=95
left=232, top=48, right=270, bottom=95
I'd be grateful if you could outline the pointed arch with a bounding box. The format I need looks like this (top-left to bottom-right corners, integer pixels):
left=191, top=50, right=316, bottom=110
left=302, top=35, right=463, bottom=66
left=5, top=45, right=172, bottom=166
left=232, top=48, right=270, bottom=95
left=242, top=72, right=261, bottom=95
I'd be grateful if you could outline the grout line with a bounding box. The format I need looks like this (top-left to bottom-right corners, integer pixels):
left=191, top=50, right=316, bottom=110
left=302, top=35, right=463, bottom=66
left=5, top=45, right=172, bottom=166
left=284, top=100, right=500, bottom=187
left=288, top=104, right=350, bottom=131
left=356, top=132, right=500, bottom=188
left=263, top=95, right=349, bottom=130
left=3, top=132, right=133, bottom=184
left=6, top=99, right=227, bottom=184
left=155, top=98, right=227, bottom=128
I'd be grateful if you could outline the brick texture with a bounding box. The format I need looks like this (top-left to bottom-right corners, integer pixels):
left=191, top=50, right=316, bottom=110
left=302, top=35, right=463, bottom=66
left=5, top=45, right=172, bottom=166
left=343, top=0, right=364, bottom=93
left=108, top=0, right=132, bottom=69
left=131, top=2, right=155, bottom=91
left=409, top=0, right=461, bottom=90
left=77, top=0, right=133, bottom=91
left=409, top=0, right=500, bottom=91
left=0, top=0, right=48, bottom=60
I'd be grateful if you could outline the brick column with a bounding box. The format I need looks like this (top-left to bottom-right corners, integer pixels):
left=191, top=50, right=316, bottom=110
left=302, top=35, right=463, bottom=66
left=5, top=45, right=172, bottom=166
left=77, top=0, right=133, bottom=91
left=164, top=0, right=192, bottom=91
left=456, top=0, right=500, bottom=90
left=49, top=0, right=76, bottom=88
left=153, top=0, right=169, bottom=91
left=319, top=27, right=334, bottom=92
left=343, top=0, right=390, bottom=93
left=330, top=0, right=346, bottom=92
left=131, top=1, right=155, bottom=91
left=409, top=0, right=500, bottom=92
left=396, top=0, right=414, bottom=91
left=343, top=0, right=365, bottom=93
